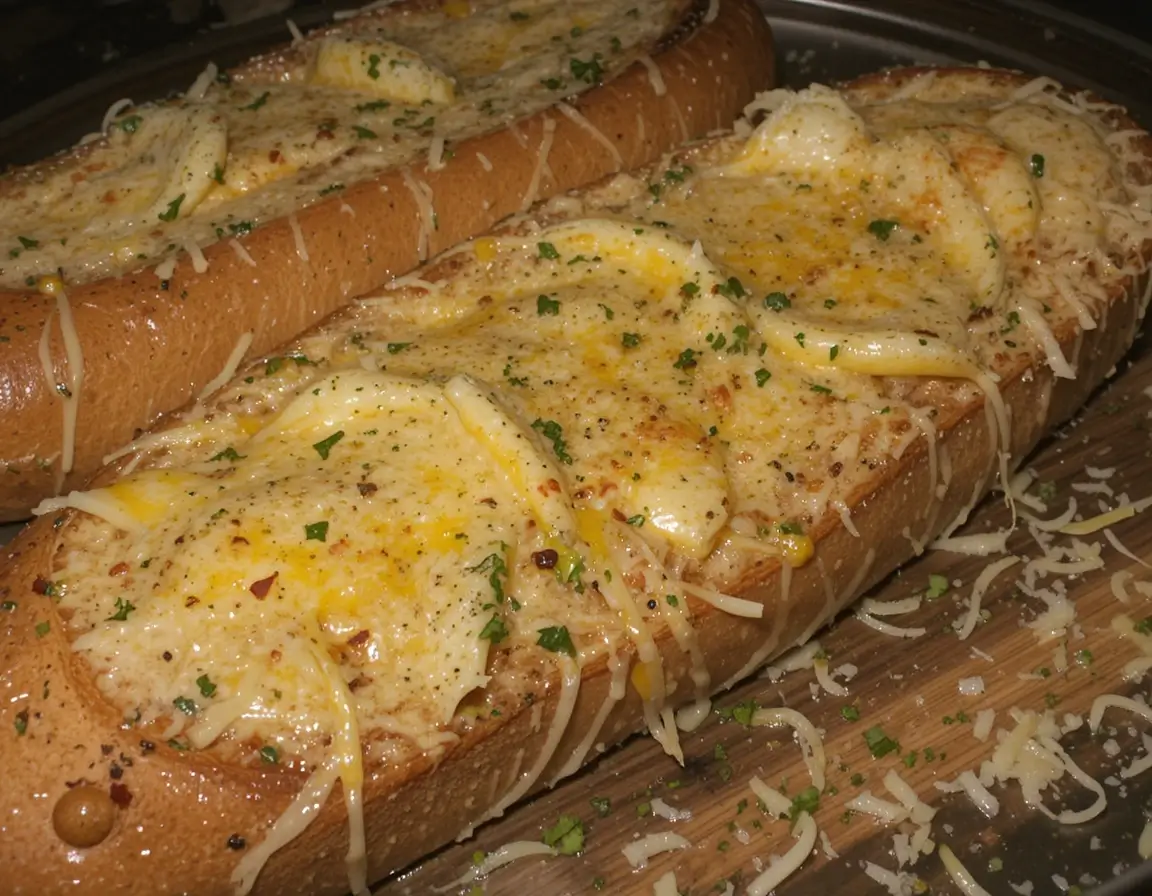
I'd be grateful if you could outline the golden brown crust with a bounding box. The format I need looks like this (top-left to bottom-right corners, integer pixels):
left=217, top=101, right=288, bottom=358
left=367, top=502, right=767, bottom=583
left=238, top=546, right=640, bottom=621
left=1, top=66, right=1148, bottom=896
left=0, top=0, right=775, bottom=522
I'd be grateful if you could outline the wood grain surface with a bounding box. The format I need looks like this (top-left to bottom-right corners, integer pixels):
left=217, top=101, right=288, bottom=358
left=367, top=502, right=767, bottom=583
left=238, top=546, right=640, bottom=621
left=377, top=327, right=1152, bottom=895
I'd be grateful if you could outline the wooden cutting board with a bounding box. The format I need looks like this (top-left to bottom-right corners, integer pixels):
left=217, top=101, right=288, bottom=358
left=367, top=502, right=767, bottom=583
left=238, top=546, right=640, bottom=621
left=378, top=329, right=1152, bottom=894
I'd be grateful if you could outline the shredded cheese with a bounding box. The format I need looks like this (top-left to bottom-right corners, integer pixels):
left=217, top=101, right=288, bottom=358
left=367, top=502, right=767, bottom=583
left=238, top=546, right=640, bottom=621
left=751, top=707, right=826, bottom=791
left=939, top=843, right=992, bottom=896
left=932, top=530, right=1012, bottom=556
left=649, top=798, right=692, bottom=823
left=185, top=240, right=208, bottom=274
left=435, top=841, right=557, bottom=891
left=520, top=116, right=557, bottom=212
left=197, top=332, right=254, bottom=400
left=555, top=102, right=623, bottom=170
left=653, top=871, right=680, bottom=896
left=229, top=238, right=257, bottom=267
left=621, top=832, right=691, bottom=869
left=401, top=169, right=437, bottom=261
left=485, top=655, right=581, bottom=821
left=957, top=556, right=1019, bottom=640
left=288, top=213, right=309, bottom=264
left=854, top=608, right=926, bottom=639
left=186, top=62, right=218, bottom=101
left=745, top=812, right=817, bottom=896
left=680, top=580, right=764, bottom=618
left=637, top=54, right=667, bottom=97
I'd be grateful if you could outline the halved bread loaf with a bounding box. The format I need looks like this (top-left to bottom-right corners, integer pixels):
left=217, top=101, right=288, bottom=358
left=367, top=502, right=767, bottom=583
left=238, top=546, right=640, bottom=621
left=1, top=67, right=1149, bottom=896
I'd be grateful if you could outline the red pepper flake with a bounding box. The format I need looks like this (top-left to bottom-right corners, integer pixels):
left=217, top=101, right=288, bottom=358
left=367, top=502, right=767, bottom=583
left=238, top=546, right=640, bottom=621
left=108, top=562, right=130, bottom=576
left=347, top=630, right=370, bottom=647
left=109, top=782, right=132, bottom=808
left=231, top=536, right=250, bottom=546
left=532, top=549, right=559, bottom=569
left=31, top=576, right=51, bottom=595
left=249, top=573, right=278, bottom=599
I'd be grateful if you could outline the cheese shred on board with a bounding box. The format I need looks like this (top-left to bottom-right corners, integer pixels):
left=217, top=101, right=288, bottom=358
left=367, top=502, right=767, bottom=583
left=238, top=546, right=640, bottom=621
left=30, top=73, right=1152, bottom=895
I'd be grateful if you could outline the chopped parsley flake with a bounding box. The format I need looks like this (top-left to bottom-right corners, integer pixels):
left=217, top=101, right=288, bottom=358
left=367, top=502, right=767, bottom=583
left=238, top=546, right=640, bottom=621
left=717, top=276, right=747, bottom=299
left=467, top=549, right=509, bottom=605
left=531, top=418, right=573, bottom=464
left=241, top=91, right=270, bottom=111
left=788, top=785, right=820, bottom=821
left=196, top=674, right=217, bottom=698
left=569, top=54, right=604, bottom=84
left=157, top=194, right=185, bottom=222
left=210, top=446, right=245, bottom=463
left=312, top=431, right=345, bottom=460
left=479, top=613, right=508, bottom=643
left=542, top=815, right=585, bottom=855
left=106, top=597, right=136, bottom=622
left=925, top=573, right=950, bottom=599
left=304, top=521, right=329, bottom=542
left=537, top=625, right=577, bottom=657
left=867, top=219, right=899, bottom=241
left=720, top=698, right=759, bottom=727
left=863, top=725, right=899, bottom=758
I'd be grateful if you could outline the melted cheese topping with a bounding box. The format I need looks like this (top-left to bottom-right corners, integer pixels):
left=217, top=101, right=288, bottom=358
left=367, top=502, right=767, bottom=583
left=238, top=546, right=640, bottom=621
left=0, top=0, right=678, bottom=288
left=37, top=75, right=1150, bottom=892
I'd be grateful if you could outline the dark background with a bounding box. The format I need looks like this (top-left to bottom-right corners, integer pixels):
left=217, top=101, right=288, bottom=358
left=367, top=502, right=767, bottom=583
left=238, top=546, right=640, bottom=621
left=0, top=0, right=1149, bottom=167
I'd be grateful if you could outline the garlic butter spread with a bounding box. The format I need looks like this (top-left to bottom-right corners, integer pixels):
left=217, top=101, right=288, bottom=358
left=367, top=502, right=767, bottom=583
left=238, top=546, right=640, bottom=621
left=0, top=0, right=680, bottom=289
left=39, top=76, right=1149, bottom=893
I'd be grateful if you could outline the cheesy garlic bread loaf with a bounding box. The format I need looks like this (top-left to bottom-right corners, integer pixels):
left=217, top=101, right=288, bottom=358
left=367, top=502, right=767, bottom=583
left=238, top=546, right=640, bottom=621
left=1, top=67, right=1149, bottom=895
